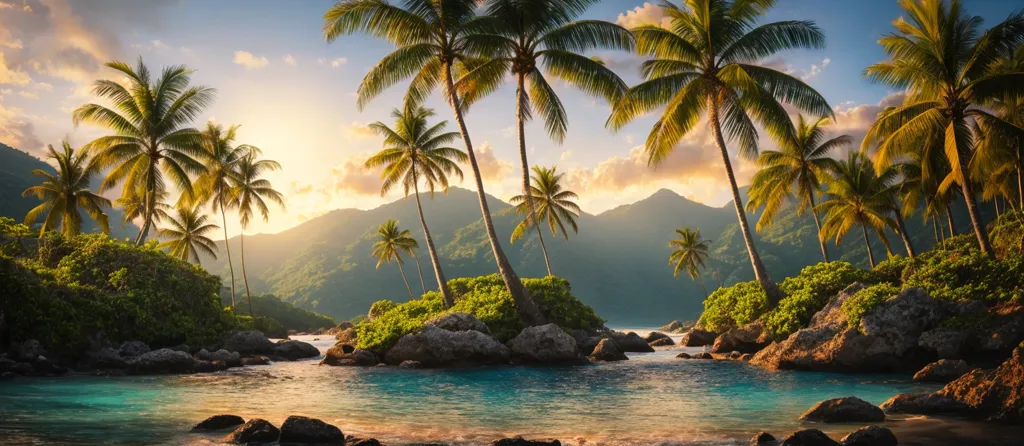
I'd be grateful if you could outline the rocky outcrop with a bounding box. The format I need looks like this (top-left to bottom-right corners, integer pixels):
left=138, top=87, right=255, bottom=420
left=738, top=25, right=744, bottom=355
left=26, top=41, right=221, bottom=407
left=81, top=347, right=127, bottom=370
left=659, top=320, right=692, bottom=333
left=607, top=331, right=654, bottom=353
left=799, top=397, right=884, bottom=423
left=507, top=324, right=581, bottom=364
left=680, top=329, right=717, bottom=347
left=429, top=312, right=491, bottom=335
left=781, top=429, right=839, bottom=446
left=223, top=331, right=276, bottom=356
left=273, top=339, right=320, bottom=360
left=321, top=342, right=378, bottom=367
left=384, top=324, right=510, bottom=367
left=644, top=332, right=671, bottom=344
left=588, top=338, right=627, bottom=362
left=118, top=341, right=150, bottom=358
left=839, top=426, right=897, bottom=446
left=913, top=359, right=974, bottom=383
left=279, top=415, right=344, bottom=444
left=649, top=337, right=675, bottom=347
left=192, top=415, right=245, bottom=431
left=126, top=349, right=195, bottom=375
left=11, top=339, right=47, bottom=361
left=712, top=321, right=770, bottom=354
left=335, top=328, right=358, bottom=343
left=224, top=419, right=280, bottom=444
left=491, top=436, right=561, bottom=446
left=918, top=328, right=969, bottom=359
left=879, top=393, right=969, bottom=415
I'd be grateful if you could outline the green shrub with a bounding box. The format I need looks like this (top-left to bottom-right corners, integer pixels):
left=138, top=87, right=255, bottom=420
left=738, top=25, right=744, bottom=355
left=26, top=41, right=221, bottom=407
left=903, top=249, right=1024, bottom=303
left=697, top=281, right=767, bottom=333
left=368, top=300, right=395, bottom=320
left=991, top=211, right=1024, bottom=258
left=842, top=283, right=899, bottom=329
left=762, top=261, right=872, bottom=338
left=248, top=315, right=288, bottom=338
left=871, top=255, right=913, bottom=285
left=229, top=294, right=335, bottom=332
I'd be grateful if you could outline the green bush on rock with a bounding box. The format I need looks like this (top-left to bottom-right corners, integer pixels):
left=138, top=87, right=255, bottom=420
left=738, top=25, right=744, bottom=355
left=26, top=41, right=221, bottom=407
left=903, top=250, right=1024, bottom=303
left=697, top=281, right=767, bottom=333
left=841, top=283, right=900, bottom=329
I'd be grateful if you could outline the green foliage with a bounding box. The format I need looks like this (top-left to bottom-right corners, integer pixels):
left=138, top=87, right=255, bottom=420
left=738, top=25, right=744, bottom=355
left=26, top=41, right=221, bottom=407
left=903, top=249, right=1024, bottom=303
left=764, top=261, right=873, bottom=337
left=871, top=254, right=913, bottom=285
left=247, top=315, right=287, bottom=339
left=842, top=283, right=900, bottom=329
left=991, top=211, right=1024, bottom=258
left=368, top=300, right=396, bottom=320
left=697, top=281, right=767, bottom=333
left=229, top=294, right=335, bottom=332
left=355, top=274, right=603, bottom=354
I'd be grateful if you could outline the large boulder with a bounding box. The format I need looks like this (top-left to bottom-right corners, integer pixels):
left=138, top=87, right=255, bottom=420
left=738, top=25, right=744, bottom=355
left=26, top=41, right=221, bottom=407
left=209, top=349, right=242, bottom=367
left=712, top=321, right=770, bottom=354
left=839, top=426, right=897, bottom=446
left=680, top=328, right=717, bottom=347
left=321, top=342, right=378, bottom=367
left=273, top=339, right=321, bottom=360
left=644, top=332, right=671, bottom=344
left=118, top=341, right=150, bottom=358
left=491, top=436, right=561, bottom=446
left=879, top=393, right=969, bottom=415
left=750, top=432, right=776, bottom=444
left=335, top=328, right=358, bottom=343
left=11, top=339, right=46, bottom=361
left=588, top=338, right=627, bottom=362
left=224, top=419, right=280, bottom=444
left=781, top=429, right=839, bottom=446
left=279, top=415, right=344, bottom=444
left=429, top=312, right=491, bottom=334
left=913, top=359, right=974, bottom=383
left=607, top=331, right=654, bottom=353
left=799, top=397, right=884, bottom=423
left=384, top=324, right=510, bottom=367
left=934, top=344, right=1024, bottom=422
left=659, top=320, right=691, bottom=333
left=126, top=349, right=195, bottom=375
left=81, top=347, right=127, bottom=370
left=192, top=415, right=245, bottom=431
left=649, top=337, right=675, bottom=347
left=507, top=324, right=581, bottom=364
left=223, top=331, right=275, bottom=356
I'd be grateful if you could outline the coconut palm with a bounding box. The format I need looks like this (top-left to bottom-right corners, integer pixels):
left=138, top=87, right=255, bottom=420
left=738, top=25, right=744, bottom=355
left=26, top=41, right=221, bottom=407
left=862, top=0, right=1024, bottom=258
left=876, top=165, right=918, bottom=258
left=463, top=0, right=631, bottom=277
left=974, top=48, right=1024, bottom=211
left=747, top=114, right=846, bottom=262
left=115, top=187, right=172, bottom=230
left=364, top=104, right=467, bottom=308
left=22, top=142, right=111, bottom=237
left=324, top=0, right=546, bottom=325
left=607, top=0, right=832, bottom=305
left=816, top=152, right=895, bottom=269
left=157, top=205, right=219, bottom=265
left=233, top=151, right=284, bottom=317
left=73, top=58, right=214, bottom=245
left=509, top=166, right=580, bottom=275
left=371, top=219, right=419, bottom=298
left=669, top=227, right=711, bottom=298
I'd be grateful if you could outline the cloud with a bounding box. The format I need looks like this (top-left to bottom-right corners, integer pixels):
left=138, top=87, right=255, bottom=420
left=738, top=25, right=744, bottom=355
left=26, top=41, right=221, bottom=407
left=33, top=81, right=52, bottom=90
left=344, top=121, right=376, bottom=138
left=474, top=142, right=513, bottom=182
left=830, top=91, right=906, bottom=150
left=233, top=50, right=269, bottom=69
left=560, top=150, right=572, bottom=161
left=329, top=152, right=381, bottom=196
left=283, top=54, right=297, bottom=66
left=0, top=52, right=31, bottom=85
left=318, top=57, right=347, bottom=68
left=0, top=101, right=44, bottom=154
left=617, top=3, right=671, bottom=29
left=0, top=39, right=22, bottom=49
left=17, top=90, right=38, bottom=99
left=801, top=58, right=831, bottom=81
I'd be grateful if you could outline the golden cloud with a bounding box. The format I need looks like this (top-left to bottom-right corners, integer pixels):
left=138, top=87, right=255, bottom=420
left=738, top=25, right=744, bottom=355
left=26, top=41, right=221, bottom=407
left=474, top=142, right=513, bottom=183
left=616, top=3, right=671, bottom=29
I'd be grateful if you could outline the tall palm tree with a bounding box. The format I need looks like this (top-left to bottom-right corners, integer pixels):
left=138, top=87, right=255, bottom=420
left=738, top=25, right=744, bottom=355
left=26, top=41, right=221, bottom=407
left=157, top=205, right=219, bottom=265
left=371, top=219, right=419, bottom=298
left=816, top=152, right=895, bottom=269
left=747, top=114, right=846, bottom=262
left=364, top=104, right=467, bottom=308
left=509, top=166, right=580, bottom=275
left=115, top=187, right=172, bottom=230
left=608, top=0, right=832, bottom=305
left=974, top=48, right=1024, bottom=211
left=669, top=227, right=711, bottom=298
left=233, top=151, right=284, bottom=318
left=876, top=165, right=917, bottom=258
left=23, top=142, right=111, bottom=237
left=862, top=0, right=1024, bottom=258
left=73, top=58, right=214, bottom=245
left=463, top=0, right=631, bottom=277
left=324, top=0, right=546, bottom=325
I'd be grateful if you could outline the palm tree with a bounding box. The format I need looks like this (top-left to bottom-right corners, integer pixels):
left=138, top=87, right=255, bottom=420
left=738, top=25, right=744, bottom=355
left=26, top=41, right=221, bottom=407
left=371, top=219, right=419, bottom=298
left=669, top=227, right=711, bottom=298
left=364, top=104, right=467, bottom=308
left=816, top=152, right=895, bottom=269
left=509, top=166, right=580, bottom=275
left=747, top=114, right=846, bottom=262
left=324, top=0, right=546, bottom=325
left=73, top=58, right=214, bottom=245
left=157, top=205, right=219, bottom=265
left=22, top=142, right=111, bottom=237
left=192, top=123, right=251, bottom=307
left=233, top=151, right=284, bottom=317
left=876, top=165, right=917, bottom=258
left=115, top=187, right=172, bottom=230
left=607, top=0, right=832, bottom=305
left=862, top=0, right=1024, bottom=258
left=464, top=0, right=631, bottom=277
left=974, top=48, right=1024, bottom=211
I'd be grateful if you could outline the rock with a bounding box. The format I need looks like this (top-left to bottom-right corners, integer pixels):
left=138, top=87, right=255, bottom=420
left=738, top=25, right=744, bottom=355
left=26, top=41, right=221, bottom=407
left=241, top=356, right=271, bottom=366
left=279, top=415, right=344, bottom=444
left=10, top=362, right=34, bottom=375
left=660, top=320, right=686, bottom=333
left=913, top=359, right=974, bottom=383
left=751, top=432, right=776, bottom=444
left=508, top=324, right=580, bottom=364
left=118, top=341, right=150, bottom=358
left=839, top=426, right=897, bottom=446
left=195, top=349, right=212, bottom=361
left=588, top=338, right=627, bottom=362
left=192, top=415, right=245, bottom=431
left=694, top=352, right=713, bottom=359
left=322, top=341, right=379, bottom=367
left=126, top=349, right=196, bottom=375
left=348, top=438, right=382, bottom=446
left=930, top=344, right=1024, bottom=422
left=680, top=329, right=717, bottom=347
left=918, top=328, right=969, bottom=359
left=607, top=331, right=654, bottom=353
left=33, top=356, right=66, bottom=375
left=879, top=393, right=969, bottom=415
left=273, top=339, right=321, bottom=361
left=799, top=397, right=884, bottom=423
left=675, top=352, right=691, bottom=359
left=579, top=337, right=602, bottom=356
left=781, top=429, right=839, bottom=446
left=210, top=349, right=242, bottom=367
left=644, top=331, right=671, bottom=343
left=0, top=371, right=15, bottom=380
left=429, top=312, right=491, bottom=334
left=224, top=418, right=280, bottom=444
left=223, top=331, right=275, bottom=356
left=167, top=344, right=190, bottom=354
left=491, top=436, right=561, bottom=446
left=728, top=351, right=742, bottom=360
left=194, top=360, right=227, bottom=373
left=712, top=322, right=770, bottom=354
left=335, top=328, right=358, bottom=343
left=399, top=360, right=423, bottom=369
left=82, top=347, right=126, bottom=370
left=384, top=324, right=510, bottom=367
left=740, top=354, right=754, bottom=361
left=649, top=338, right=675, bottom=347
left=12, top=339, right=46, bottom=361
left=978, top=303, right=1024, bottom=355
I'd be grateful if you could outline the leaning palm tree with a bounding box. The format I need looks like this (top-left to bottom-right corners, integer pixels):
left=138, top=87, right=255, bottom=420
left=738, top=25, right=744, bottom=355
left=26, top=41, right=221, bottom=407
left=862, top=0, right=1024, bottom=258
left=324, top=0, right=546, bottom=325
left=816, top=152, right=895, bottom=269
left=115, top=186, right=172, bottom=230
left=23, top=142, right=111, bottom=237
left=607, top=0, right=832, bottom=305
left=464, top=0, right=631, bottom=277
left=157, top=205, right=219, bottom=265
left=371, top=219, right=419, bottom=298
left=73, top=58, right=214, bottom=245
left=364, top=104, right=467, bottom=308
left=747, top=114, right=846, bottom=262
left=509, top=166, right=580, bottom=275
left=233, top=151, right=284, bottom=318
left=669, top=227, right=711, bottom=298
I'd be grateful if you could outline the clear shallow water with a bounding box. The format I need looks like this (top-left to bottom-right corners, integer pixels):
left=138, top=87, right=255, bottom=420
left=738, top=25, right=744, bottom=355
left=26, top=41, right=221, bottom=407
left=0, top=335, right=1019, bottom=445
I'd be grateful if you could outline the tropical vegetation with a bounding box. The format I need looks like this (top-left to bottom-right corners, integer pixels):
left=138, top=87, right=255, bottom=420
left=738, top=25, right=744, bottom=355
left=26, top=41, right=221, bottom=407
left=232, top=150, right=285, bottom=316
left=816, top=152, right=895, bottom=268
left=22, top=142, right=111, bottom=238
left=371, top=219, right=421, bottom=298
left=509, top=165, right=581, bottom=275
left=156, top=205, right=220, bottom=265
left=669, top=227, right=711, bottom=297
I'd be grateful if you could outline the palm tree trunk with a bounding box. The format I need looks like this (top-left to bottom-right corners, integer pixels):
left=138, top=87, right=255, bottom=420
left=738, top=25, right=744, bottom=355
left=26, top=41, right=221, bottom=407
left=892, top=208, right=916, bottom=258
left=862, top=223, right=876, bottom=269
left=1017, top=152, right=1023, bottom=210
left=412, top=175, right=454, bottom=307
left=946, top=203, right=957, bottom=237
left=442, top=62, right=544, bottom=326
left=413, top=255, right=426, bottom=295
left=240, top=230, right=253, bottom=318
left=135, top=185, right=155, bottom=245
left=697, top=274, right=707, bottom=298
left=932, top=218, right=941, bottom=246
left=808, top=193, right=829, bottom=262
left=708, top=95, right=782, bottom=305
left=220, top=200, right=237, bottom=307
left=956, top=168, right=994, bottom=257
left=515, top=73, right=553, bottom=277
left=397, top=262, right=413, bottom=298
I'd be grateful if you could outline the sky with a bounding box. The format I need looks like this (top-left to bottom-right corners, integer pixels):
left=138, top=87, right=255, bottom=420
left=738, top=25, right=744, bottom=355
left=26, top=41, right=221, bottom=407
left=1, top=0, right=1021, bottom=237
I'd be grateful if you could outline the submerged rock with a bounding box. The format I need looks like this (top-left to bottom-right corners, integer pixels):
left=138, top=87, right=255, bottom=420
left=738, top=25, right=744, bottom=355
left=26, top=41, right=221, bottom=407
left=126, top=349, right=195, bottom=375
left=675, top=352, right=692, bottom=359
left=224, top=418, right=279, bottom=444
left=508, top=324, right=580, bottom=364
left=384, top=324, right=510, bottom=367
left=192, top=414, right=245, bottom=431
left=694, top=352, right=713, bottom=359
left=751, top=432, right=776, bottom=444
left=223, top=331, right=275, bottom=356
left=680, top=329, right=717, bottom=347
left=781, top=429, right=839, bottom=446
left=429, top=312, right=491, bottom=334
left=799, top=397, right=884, bottom=423
left=491, top=436, right=561, bottom=446
left=399, top=360, right=422, bottom=369
left=588, top=338, right=627, bottom=362
left=839, top=426, right=897, bottom=446
left=607, top=331, right=654, bottom=353
left=322, top=342, right=378, bottom=367
left=279, top=415, right=344, bottom=444
left=913, top=359, right=974, bottom=383
left=273, top=339, right=320, bottom=360
left=241, top=356, right=271, bottom=366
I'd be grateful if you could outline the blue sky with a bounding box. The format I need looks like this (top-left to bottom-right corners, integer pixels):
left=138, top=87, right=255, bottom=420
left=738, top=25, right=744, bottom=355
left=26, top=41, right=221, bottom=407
left=0, top=0, right=1021, bottom=235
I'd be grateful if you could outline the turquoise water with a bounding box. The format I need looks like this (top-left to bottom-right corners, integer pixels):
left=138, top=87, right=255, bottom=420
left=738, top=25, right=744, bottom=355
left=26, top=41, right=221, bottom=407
left=0, top=336, right=1014, bottom=445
